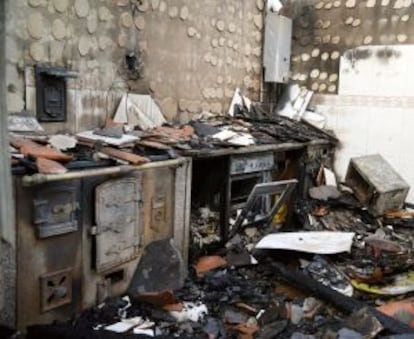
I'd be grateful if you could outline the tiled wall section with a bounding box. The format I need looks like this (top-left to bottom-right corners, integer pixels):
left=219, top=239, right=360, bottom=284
left=312, top=94, right=414, bottom=202
left=290, top=0, right=414, bottom=94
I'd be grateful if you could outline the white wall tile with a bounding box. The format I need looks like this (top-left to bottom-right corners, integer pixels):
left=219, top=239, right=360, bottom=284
left=314, top=96, right=414, bottom=201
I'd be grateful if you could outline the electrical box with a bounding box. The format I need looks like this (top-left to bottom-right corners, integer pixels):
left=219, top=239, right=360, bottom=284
left=263, top=13, right=292, bottom=83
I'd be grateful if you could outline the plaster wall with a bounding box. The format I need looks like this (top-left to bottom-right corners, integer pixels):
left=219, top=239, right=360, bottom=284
left=5, top=0, right=264, bottom=133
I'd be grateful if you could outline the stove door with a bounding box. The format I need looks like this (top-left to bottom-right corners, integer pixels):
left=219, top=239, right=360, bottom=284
left=95, top=177, right=142, bottom=273
left=33, top=183, right=79, bottom=238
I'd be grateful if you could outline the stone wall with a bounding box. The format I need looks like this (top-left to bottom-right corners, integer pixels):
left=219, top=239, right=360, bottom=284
left=290, top=0, right=414, bottom=94
left=5, top=0, right=265, bottom=132
left=134, top=0, right=264, bottom=122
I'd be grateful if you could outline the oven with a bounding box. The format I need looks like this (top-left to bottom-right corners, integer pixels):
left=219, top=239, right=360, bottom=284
left=13, top=158, right=191, bottom=330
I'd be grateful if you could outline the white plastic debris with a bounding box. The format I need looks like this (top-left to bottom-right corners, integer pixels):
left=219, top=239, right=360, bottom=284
left=302, top=111, right=327, bottom=129
left=49, top=134, right=78, bottom=151
left=323, top=167, right=337, bottom=187
left=76, top=130, right=138, bottom=146
left=104, top=322, right=134, bottom=333
left=255, top=232, right=355, bottom=254
left=267, top=0, right=283, bottom=13
left=133, top=328, right=155, bottom=336
left=212, top=128, right=255, bottom=146
left=136, top=320, right=155, bottom=329
left=117, top=295, right=132, bottom=319
left=113, top=94, right=166, bottom=130
left=277, top=84, right=313, bottom=120
left=212, top=130, right=238, bottom=141
left=227, top=133, right=255, bottom=146
left=169, top=302, right=208, bottom=323
left=104, top=316, right=147, bottom=334
left=133, top=320, right=155, bottom=336
left=228, top=88, right=252, bottom=116
left=256, top=309, right=266, bottom=320
left=250, top=255, right=259, bottom=265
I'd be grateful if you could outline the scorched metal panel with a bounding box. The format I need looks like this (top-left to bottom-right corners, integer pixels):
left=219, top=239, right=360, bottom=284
left=95, top=177, right=142, bottom=273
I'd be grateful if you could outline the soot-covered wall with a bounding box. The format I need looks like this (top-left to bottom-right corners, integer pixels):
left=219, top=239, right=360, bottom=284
left=5, top=0, right=265, bottom=132
left=290, top=0, right=414, bottom=94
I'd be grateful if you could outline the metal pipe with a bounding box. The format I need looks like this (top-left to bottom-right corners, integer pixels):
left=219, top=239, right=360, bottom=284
left=22, top=158, right=189, bottom=186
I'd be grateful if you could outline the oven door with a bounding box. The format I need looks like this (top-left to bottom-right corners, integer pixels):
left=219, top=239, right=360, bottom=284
left=94, top=176, right=142, bottom=273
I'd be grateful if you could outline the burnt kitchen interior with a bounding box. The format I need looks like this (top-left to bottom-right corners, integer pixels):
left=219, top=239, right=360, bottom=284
left=2, top=1, right=414, bottom=338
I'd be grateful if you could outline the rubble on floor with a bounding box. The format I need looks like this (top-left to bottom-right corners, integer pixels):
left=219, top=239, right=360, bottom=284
left=9, top=95, right=413, bottom=338
left=23, top=155, right=414, bottom=339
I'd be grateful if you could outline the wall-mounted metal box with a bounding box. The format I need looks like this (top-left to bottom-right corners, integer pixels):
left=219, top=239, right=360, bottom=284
left=345, top=154, right=410, bottom=216
left=35, top=66, right=68, bottom=122
left=263, top=13, right=292, bottom=83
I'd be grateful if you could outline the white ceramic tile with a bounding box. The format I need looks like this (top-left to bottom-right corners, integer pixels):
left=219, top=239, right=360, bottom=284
left=365, top=108, right=404, bottom=156
left=399, top=109, right=414, bottom=155
left=333, top=106, right=370, bottom=154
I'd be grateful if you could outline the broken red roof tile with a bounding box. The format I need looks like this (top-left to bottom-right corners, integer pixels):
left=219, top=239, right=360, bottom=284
left=11, top=137, right=73, bottom=162
left=233, top=323, right=260, bottom=339
left=274, top=284, right=307, bottom=300
left=100, top=147, right=150, bottom=165
left=162, top=303, right=185, bottom=312
left=194, top=256, right=227, bottom=277
left=235, top=303, right=258, bottom=315
left=152, top=125, right=194, bottom=141
left=377, top=298, right=414, bottom=328
left=36, top=157, right=68, bottom=175
left=136, top=140, right=172, bottom=150
left=135, top=290, right=175, bottom=307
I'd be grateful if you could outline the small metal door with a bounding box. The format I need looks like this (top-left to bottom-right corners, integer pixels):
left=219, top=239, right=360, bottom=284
left=33, top=183, right=79, bottom=238
left=95, top=177, right=142, bottom=273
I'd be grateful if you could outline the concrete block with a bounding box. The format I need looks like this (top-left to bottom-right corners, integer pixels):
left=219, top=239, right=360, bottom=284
left=346, top=154, right=410, bottom=216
